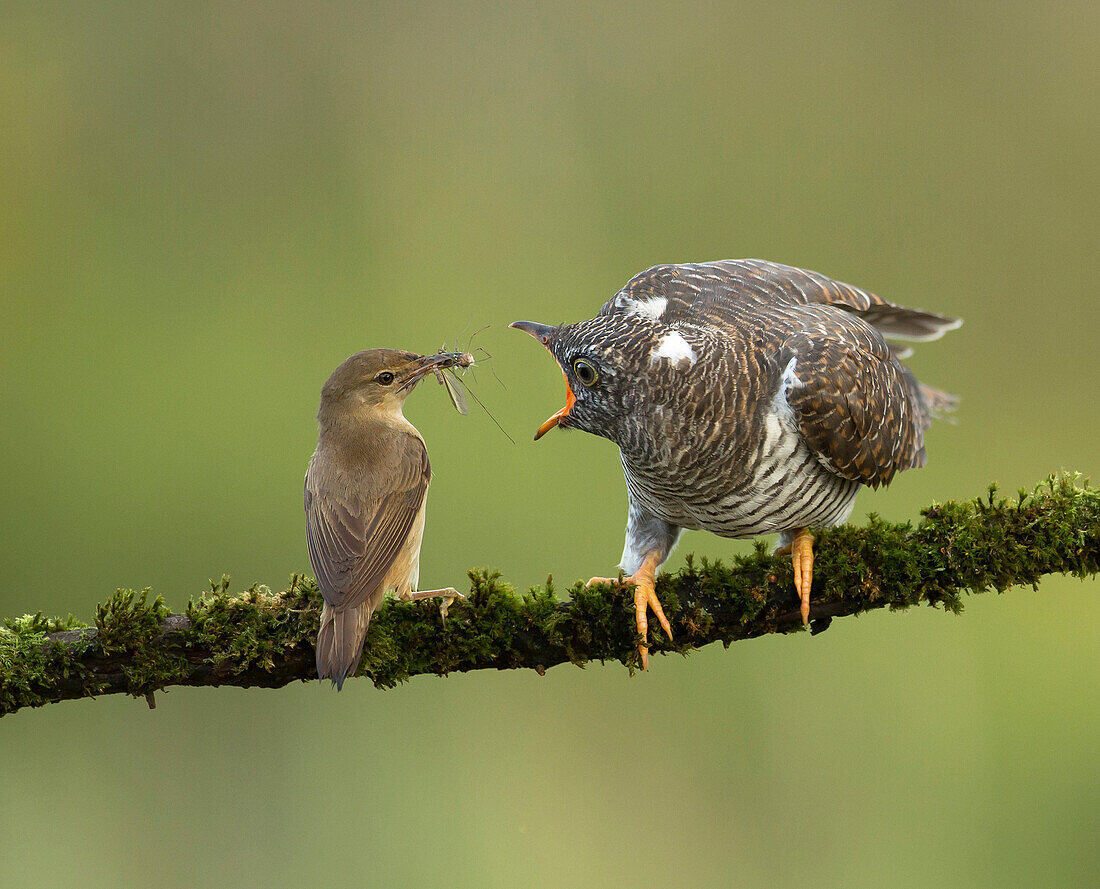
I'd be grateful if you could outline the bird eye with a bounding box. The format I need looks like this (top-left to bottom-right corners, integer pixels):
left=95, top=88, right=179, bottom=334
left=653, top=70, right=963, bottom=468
left=375, top=371, right=395, bottom=386
left=572, top=358, right=598, bottom=387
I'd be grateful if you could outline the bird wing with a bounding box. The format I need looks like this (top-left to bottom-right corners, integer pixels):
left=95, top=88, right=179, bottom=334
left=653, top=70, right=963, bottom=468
left=601, top=259, right=960, bottom=343
left=779, top=320, right=929, bottom=487
left=600, top=259, right=956, bottom=486
left=304, top=438, right=430, bottom=610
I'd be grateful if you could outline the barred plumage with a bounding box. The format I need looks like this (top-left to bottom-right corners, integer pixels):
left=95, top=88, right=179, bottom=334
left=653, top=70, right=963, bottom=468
left=512, top=258, right=959, bottom=666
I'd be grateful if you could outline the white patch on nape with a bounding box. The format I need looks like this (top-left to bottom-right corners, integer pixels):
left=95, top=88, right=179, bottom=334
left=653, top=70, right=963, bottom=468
left=650, top=330, right=697, bottom=368
left=617, top=295, right=668, bottom=320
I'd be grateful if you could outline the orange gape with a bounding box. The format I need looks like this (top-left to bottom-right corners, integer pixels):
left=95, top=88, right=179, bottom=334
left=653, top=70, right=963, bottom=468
left=534, top=372, right=576, bottom=440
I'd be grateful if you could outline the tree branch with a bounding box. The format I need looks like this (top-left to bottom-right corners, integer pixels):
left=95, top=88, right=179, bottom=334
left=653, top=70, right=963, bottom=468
left=2, top=475, right=1096, bottom=717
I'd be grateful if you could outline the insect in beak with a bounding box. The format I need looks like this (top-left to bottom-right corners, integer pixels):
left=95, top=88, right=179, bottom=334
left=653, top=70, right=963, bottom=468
left=425, top=349, right=475, bottom=414
left=397, top=352, right=465, bottom=395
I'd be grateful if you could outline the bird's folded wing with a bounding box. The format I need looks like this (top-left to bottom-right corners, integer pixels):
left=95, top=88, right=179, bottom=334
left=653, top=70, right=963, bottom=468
left=604, top=259, right=959, bottom=343
left=305, top=441, right=430, bottom=610
left=780, top=328, right=928, bottom=488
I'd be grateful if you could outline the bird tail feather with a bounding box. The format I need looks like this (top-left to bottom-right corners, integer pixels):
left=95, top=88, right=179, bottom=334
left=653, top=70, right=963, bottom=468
left=918, top=382, right=959, bottom=425
left=858, top=304, right=962, bottom=342
left=316, top=601, right=371, bottom=691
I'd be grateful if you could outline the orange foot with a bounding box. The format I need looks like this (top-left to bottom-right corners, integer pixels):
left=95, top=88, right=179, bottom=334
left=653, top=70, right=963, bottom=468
left=586, top=551, right=672, bottom=670
left=777, top=527, right=814, bottom=625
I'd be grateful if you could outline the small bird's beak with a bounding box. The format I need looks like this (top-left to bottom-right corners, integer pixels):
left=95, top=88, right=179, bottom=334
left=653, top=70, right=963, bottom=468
left=398, top=353, right=455, bottom=392
left=509, top=320, right=573, bottom=440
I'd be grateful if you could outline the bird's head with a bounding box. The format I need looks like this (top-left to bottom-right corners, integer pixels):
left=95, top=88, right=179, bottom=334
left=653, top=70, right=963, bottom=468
left=510, top=318, right=652, bottom=443
left=318, top=349, right=456, bottom=424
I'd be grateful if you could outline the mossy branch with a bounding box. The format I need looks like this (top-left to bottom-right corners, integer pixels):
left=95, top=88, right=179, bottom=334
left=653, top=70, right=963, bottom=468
left=2, top=475, right=1097, bottom=718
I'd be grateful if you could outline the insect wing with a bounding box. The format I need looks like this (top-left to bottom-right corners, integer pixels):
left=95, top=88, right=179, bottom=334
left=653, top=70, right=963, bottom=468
left=443, top=369, right=469, bottom=414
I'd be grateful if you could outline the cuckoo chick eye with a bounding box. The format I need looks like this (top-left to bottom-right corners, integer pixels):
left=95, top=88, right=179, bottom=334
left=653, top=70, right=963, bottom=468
left=572, top=358, right=598, bottom=387
left=375, top=371, right=395, bottom=386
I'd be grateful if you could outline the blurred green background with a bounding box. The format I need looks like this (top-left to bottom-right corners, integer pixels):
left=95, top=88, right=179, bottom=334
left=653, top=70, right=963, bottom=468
left=2, top=2, right=1096, bottom=887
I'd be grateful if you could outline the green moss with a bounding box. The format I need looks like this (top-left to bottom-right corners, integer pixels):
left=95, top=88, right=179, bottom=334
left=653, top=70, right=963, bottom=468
left=1, top=474, right=1096, bottom=716
left=0, top=611, right=94, bottom=714
left=95, top=589, right=169, bottom=652
left=4, top=612, right=86, bottom=637
left=357, top=570, right=539, bottom=687
left=93, top=588, right=187, bottom=697
left=185, top=574, right=321, bottom=674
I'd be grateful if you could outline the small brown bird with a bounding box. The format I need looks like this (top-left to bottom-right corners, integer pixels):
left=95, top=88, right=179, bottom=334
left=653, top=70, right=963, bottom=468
left=513, top=259, right=959, bottom=668
left=305, top=349, right=465, bottom=689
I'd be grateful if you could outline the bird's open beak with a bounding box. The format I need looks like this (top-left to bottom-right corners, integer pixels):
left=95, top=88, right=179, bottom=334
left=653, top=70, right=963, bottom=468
left=509, top=320, right=574, bottom=440
left=533, top=379, right=575, bottom=440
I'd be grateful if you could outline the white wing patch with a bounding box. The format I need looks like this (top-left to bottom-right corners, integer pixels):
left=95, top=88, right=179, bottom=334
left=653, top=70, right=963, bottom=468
left=767, top=357, right=801, bottom=434
left=617, top=295, right=668, bottom=320
left=650, top=330, right=697, bottom=368
left=780, top=355, right=802, bottom=391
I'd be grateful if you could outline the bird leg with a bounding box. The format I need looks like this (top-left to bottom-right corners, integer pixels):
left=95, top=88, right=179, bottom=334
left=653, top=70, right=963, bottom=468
left=399, top=587, right=465, bottom=621
left=775, top=527, right=814, bottom=626
left=586, top=550, right=672, bottom=670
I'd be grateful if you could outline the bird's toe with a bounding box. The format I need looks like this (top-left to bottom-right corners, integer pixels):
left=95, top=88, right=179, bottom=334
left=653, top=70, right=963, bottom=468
left=632, top=579, right=672, bottom=671
left=790, top=528, right=815, bottom=626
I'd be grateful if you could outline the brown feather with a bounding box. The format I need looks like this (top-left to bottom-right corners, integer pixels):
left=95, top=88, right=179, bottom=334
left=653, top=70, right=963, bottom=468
left=604, top=259, right=960, bottom=344
left=600, top=259, right=956, bottom=487
left=305, top=438, right=429, bottom=611
left=306, top=423, right=431, bottom=688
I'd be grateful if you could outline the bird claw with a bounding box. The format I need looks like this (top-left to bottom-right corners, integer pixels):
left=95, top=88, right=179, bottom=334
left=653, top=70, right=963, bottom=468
left=783, top=528, right=814, bottom=626
left=586, top=574, right=624, bottom=587
left=438, top=590, right=465, bottom=623
left=399, top=588, right=465, bottom=623
left=632, top=581, right=672, bottom=670
left=586, top=555, right=671, bottom=670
